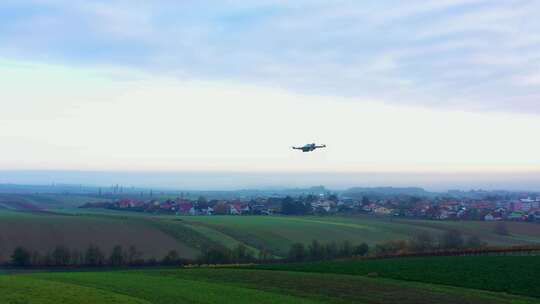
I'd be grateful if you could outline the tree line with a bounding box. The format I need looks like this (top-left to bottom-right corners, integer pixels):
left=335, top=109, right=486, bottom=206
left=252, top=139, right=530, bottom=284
left=8, top=244, right=186, bottom=267
left=4, top=230, right=491, bottom=267
left=287, top=240, right=369, bottom=262
left=286, top=230, right=487, bottom=262
left=196, top=244, right=262, bottom=264
left=375, top=230, right=485, bottom=256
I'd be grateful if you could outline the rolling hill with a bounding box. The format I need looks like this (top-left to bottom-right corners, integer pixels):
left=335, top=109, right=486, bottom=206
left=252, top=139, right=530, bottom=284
left=2, top=208, right=540, bottom=263
left=2, top=256, right=540, bottom=304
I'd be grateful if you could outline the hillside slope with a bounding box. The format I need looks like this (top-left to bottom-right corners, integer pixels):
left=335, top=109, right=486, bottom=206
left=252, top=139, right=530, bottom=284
left=2, top=267, right=539, bottom=304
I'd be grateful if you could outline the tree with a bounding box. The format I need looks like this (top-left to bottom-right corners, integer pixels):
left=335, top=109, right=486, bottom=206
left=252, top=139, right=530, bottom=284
left=439, top=230, right=464, bottom=250
left=409, top=231, right=436, bottom=253
left=127, top=245, right=141, bottom=265
left=375, top=240, right=408, bottom=256
left=31, top=251, right=42, bottom=266
left=85, top=245, right=105, bottom=266
left=258, top=248, right=272, bottom=262
left=494, top=222, right=510, bottom=236
left=288, top=243, right=306, bottom=262
left=353, top=243, right=369, bottom=256
left=231, top=244, right=254, bottom=263
left=42, top=251, right=53, bottom=266
left=52, top=245, right=71, bottom=266
left=308, top=240, right=324, bottom=260
left=198, top=246, right=231, bottom=264
left=281, top=197, right=310, bottom=215
left=213, top=202, right=230, bottom=215
left=70, top=249, right=83, bottom=266
left=325, top=241, right=339, bottom=259
left=109, top=245, right=125, bottom=266
left=197, top=196, right=208, bottom=205
left=361, top=196, right=370, bottom=206
left=162, top=250, right=180, bottom=265
left=11, top=246, right=31, bottom=267
left=339, top=240, right=353, bottom=257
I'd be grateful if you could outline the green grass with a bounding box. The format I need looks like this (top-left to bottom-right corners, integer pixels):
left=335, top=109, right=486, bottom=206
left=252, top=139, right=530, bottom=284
left=0, top=275, right=149, bottom=304
left=2, top=267, right=539, bottom=304
left=256, top=255, right=540, bottom=298
left=179, top=216, right=413, bottom=255
left=12, top=271, right=315, bottom=304
left=179, top=215, right=540, bottom=256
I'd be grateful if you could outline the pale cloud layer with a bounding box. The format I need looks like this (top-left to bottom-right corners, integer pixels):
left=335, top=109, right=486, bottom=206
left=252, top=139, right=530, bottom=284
left=1, top=1, right=540, bottom=189
left=1, top=60, right=540, bottom=174
left=1, top=0, right=539, bottom=112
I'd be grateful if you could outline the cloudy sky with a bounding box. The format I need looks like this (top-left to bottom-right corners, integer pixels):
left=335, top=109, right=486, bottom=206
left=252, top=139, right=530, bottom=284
left=1, top=1, right=540, bottom=189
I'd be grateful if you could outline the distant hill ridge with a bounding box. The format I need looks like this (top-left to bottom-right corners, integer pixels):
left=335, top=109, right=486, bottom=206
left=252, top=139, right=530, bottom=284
left=343, top=187, right=432, bottom=196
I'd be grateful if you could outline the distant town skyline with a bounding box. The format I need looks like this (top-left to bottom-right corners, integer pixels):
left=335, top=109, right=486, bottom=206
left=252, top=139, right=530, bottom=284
left=1, top=1, right=539, bottom=184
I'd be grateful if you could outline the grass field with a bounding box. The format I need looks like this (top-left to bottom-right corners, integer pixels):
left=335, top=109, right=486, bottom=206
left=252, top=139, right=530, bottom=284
left=2, top=208, right=540, bottom=262
left=256, top=255, right=540, bottom=299
left=1, top=262, right=540, bottom=304
left=179, top=215, right=540, bottom=256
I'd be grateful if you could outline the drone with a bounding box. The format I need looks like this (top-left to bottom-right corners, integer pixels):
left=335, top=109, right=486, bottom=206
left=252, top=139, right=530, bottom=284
left=292, top=143, right=327, bottom=152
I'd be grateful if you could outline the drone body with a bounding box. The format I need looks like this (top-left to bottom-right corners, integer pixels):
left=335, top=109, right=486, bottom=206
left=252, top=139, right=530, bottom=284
left=292, top=143, right=327, bottom=152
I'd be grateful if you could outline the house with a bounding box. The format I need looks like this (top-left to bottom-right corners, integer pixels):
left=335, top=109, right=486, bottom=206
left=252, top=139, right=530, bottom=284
left=213, top=202, right=230, bottom=215
left=438, top=210, right=456, bottom=220
left=241, top=204, right=251, bottom=214
left=203, top=206, right=214, bottom=215
left=311, top=201, right=333, bottom=213
left=252, top=204, right=270, bottom=215
left=374, top=206, right=392, bottom=215
left=118, top=199, right=138, bottom=209
left=230, top=203, right=242, bottom=215
left=177, top=202, right=194, bottom=214
left=484, top=213, right=501, bottom=221
left=510, top=201, right=524, bottom=211
left=160, top=202, right=173, bottom=210
left=507, top=211, right=526, bottom=221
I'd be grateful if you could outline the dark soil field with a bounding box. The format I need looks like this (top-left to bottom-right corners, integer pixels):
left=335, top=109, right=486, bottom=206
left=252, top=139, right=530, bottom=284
left=0, top=211, right=200, bottom=262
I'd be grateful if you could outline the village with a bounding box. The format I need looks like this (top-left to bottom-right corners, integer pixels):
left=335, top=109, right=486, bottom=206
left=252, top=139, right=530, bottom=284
left=81, top=192, right=540, bottom=223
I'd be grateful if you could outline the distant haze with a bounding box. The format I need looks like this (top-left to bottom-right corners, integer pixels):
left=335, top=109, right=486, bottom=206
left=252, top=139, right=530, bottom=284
left=1, top=170, right=539, bottom=192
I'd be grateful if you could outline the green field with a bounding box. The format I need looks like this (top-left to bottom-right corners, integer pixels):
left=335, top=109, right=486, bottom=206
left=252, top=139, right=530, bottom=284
left=2, top=262, right=540, bottom=304
left=178, top=215, right=540, bottom=256
left=2, top=208, right=540, bottom=263
left=256, top=256, right=540, bottom=298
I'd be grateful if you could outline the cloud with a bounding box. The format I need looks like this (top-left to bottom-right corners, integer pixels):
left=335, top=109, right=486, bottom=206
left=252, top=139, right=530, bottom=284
left=0, top=0, right=539, bottom=113
left=2, top=59, right=540, bottom=173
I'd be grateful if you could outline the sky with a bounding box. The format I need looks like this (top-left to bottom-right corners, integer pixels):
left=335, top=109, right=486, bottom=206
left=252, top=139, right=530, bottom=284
left=1, top=1, right=540, bottom=190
